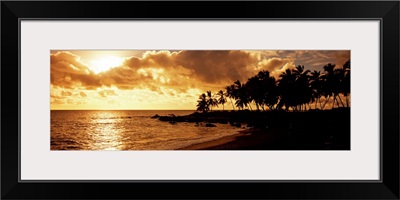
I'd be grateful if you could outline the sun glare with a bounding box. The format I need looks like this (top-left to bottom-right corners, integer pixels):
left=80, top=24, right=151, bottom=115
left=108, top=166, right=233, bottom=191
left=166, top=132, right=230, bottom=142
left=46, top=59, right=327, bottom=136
left=89, top=56, right=124, bottom=74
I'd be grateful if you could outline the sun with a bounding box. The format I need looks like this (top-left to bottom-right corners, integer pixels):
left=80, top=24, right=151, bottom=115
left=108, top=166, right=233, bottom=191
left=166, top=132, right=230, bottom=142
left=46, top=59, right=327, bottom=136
left=89, top=56, right=124, bottom=74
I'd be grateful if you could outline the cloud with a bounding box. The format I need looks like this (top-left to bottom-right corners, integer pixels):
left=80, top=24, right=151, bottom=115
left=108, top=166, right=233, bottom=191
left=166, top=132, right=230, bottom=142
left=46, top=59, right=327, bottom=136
left=51, top=51, right=101, bottom=89
left=334, top=51, right=351, bottom=67
left=50, top=93, right=65, bottom=104
left=61, top=90, right=73, bottom=96
left=80, top=92, right=87, bottom=97
left=51, top=50, right=350, bottom=94
left=98, top=90, right=117, bottom=98
left=174, top=50, right=259, bottom=84
left=272, top=50, right=350, bottom=70
left=256, top=57, right=295, bottom=78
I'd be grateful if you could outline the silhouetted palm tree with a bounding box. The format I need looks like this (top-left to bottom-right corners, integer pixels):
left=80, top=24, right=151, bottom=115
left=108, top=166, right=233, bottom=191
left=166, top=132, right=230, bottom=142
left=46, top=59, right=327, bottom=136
left=198, top=61, right=350, bottom=112
left=196, top=93, right=209, bottom=113
left=342, top=60, right=351, bottom=107
left=293, top=65, right=312, bottom=111
left=334, top=67, right=346, bottom=108
left=255, top=70, right=278, bottom=111
left=216, top=90, right=227, bottom=111
left=206, top=91, right=218, bottom=111
left=310, top=70, right=322, bottom=109
left=245, top=76, right=263, bottom=111
left=332, top=59, right=351, bottom=108
left=278, top=69, right=297, bottom=111
left=233, top=80, right=251, bottom=110
left=321, top=63, right=336, bottom=109
left=225, top=85, right=236, bottom=110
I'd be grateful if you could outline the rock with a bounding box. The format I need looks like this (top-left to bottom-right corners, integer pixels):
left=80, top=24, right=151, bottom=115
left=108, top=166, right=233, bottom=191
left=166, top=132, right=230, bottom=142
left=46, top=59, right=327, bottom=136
left=151, top=114, right=160, bottom=119
left=205, top=123, right=217, bottom=127
left=169, top=121, right=177, bottom=125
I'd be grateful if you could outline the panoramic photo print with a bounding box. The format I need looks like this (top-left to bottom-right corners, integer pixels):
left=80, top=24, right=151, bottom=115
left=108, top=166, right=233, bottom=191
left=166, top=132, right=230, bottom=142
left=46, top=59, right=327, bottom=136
left=51, top=50, right=350, bottom=150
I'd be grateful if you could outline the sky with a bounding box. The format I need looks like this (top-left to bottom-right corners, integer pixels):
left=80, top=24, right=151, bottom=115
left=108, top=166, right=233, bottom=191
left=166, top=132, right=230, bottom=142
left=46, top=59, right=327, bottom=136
left=50, top=50, right=350, bottom=110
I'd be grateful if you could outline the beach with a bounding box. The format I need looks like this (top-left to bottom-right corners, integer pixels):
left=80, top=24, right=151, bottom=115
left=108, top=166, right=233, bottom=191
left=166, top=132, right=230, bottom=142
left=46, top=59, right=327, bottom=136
left=180, top=125, right=350, bottom=150
left=180, top=128, right=282, bottom=150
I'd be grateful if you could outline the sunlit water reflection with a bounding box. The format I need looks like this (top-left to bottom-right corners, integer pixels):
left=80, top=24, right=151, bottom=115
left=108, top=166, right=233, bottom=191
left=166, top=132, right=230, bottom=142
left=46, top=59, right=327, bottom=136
left=51, top=110, right=240, bottom=150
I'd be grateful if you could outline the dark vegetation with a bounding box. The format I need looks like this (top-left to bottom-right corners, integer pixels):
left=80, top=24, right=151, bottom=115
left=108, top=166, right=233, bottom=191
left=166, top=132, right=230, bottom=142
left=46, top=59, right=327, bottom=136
left=153, top=61, right=351, bottom=150
left=197, top=60, right=350, bottom=112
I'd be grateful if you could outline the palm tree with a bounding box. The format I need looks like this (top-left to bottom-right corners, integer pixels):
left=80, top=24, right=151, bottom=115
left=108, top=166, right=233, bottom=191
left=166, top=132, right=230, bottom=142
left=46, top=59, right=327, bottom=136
left=255, top=70, right=278, bottom=111
left=342, top=60, right=351, bottom=107
left=321, top=63, right=336, bottom=109
left=206, top=90, right=218, bottom=111
left=334, top=67, right=346, bottom=108
left=310, top=70, right=322, bottom=109
left=196, top=93, right=209, bottom=113
left=293, top=65, right=312, bottom=111
left=264, top=76, right=279, bottom=111
left=334, top=59, right=350, bottom=108
left=225, top=85, right=236, bottom=110
left=196, top=62, right=349, bottom=112
left=233, top=80, right=251, bottom=110
left=245, top=76, right=263, bottom=111
left=278, top=69, right=297, bottom=111
left=216, top=90, right=227, bottom=111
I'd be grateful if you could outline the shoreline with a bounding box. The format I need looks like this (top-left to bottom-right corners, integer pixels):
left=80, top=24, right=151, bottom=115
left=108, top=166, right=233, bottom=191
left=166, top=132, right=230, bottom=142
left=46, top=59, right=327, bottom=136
left=165, top=109, right=351, bottom=150
left=178, top=127, right=350, bottom=150
left=179, top=128, right=281, bottom=150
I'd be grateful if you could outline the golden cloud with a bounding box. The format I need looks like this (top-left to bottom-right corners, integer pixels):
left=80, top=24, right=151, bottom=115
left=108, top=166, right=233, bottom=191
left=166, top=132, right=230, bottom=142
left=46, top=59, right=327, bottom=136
left=51, top=50, right=350, bottom=94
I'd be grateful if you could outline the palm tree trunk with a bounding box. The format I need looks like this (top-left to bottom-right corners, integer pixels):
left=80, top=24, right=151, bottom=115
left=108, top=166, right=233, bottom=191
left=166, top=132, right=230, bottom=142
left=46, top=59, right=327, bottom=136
left=230, top=98, right=235, bottom=110
left=319, top=98, right=323, bottom=110
left=222, top=104, right=224, bottom=111
left=337, top=95, right=345, bottom=107
left=345, top=95, right=349, bottom=107
left=322, top=95, right=330, bottom=110
left=315, top=98, right=320, bottom=109
left=335, top=96, right=340, bottom=108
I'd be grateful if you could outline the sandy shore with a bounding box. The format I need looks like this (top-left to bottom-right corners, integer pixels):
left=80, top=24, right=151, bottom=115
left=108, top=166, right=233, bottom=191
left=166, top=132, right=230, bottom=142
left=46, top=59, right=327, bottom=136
left=179, top=128, right=284, bottom=150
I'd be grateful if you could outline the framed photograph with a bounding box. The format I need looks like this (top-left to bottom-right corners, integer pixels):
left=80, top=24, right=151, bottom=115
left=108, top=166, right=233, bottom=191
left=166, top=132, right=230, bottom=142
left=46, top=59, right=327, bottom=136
left=2, top=1, right=399, bottom=199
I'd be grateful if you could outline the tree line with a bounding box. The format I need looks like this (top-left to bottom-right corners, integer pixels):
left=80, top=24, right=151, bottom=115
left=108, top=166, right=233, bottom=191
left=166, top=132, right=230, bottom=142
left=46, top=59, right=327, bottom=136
left=196, top=60, right=350, bottom=112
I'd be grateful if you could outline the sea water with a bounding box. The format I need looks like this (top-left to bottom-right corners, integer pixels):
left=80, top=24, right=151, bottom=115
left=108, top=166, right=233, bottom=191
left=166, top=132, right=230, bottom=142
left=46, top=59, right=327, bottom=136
left=51, top=110, right=241, bottom=150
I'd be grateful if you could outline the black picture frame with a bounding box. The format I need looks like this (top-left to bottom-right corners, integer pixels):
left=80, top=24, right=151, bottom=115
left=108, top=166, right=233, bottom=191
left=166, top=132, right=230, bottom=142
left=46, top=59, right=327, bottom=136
left=1, top=1, right=399, bottom=199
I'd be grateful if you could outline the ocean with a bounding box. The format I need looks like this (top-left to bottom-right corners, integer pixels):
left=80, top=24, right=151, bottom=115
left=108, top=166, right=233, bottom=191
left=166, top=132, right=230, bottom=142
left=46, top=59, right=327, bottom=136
left=51, top=110, right=241, bottom=150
